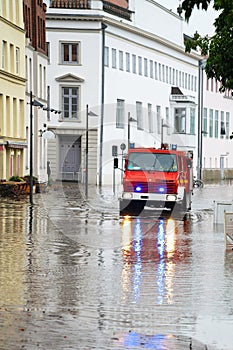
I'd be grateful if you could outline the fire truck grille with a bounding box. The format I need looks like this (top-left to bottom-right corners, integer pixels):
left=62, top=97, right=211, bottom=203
left=124, top=181, right=177, bottom=194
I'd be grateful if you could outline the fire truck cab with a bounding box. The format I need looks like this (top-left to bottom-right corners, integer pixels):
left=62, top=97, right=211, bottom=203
left=119, top=147, right=193, bottom=215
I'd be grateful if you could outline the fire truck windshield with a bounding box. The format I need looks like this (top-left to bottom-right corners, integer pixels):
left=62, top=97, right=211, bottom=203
left=127, top=152, right=177, bottom=172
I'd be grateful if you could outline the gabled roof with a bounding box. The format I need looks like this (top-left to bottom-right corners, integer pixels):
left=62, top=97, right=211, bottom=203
left=55, top=73, right=84, bottom=83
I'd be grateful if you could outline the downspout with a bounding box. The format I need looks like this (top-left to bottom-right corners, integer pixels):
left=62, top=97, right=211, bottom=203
left=99, top=22, right=107, bottom=187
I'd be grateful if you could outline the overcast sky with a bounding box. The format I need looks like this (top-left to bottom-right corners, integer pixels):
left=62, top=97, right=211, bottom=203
left=161, top=0, right=218, bottom=36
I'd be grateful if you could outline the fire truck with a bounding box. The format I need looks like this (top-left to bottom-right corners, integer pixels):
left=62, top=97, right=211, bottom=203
left=119, top=146, right=193, bottom=215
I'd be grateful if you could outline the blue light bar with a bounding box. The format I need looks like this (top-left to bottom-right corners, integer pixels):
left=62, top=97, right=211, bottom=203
left=135, top=186, right=142, bottom=192
left=158, top=187, right=165, bottom=193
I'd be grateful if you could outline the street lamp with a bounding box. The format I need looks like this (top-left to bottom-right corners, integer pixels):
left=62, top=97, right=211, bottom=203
left=197, top=58, right=207, bottom=181
left=29, top=90, right=61, bottom=205
left=128, top=112, right=137, bottom=151
left=85, top=104, right=98, bottom=198
left=161, top=119, right=169, bottom=148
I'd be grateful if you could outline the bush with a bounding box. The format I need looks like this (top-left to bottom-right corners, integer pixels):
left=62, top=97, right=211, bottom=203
left=9, top=175, right=24, bottom=182
left=23, top=175, right=38, bottom=184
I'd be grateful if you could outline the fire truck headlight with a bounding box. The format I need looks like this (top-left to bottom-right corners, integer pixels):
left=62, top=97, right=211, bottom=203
left=123, top=192, right=133, bottom=199
left=166, top=194, right=177, bottom=201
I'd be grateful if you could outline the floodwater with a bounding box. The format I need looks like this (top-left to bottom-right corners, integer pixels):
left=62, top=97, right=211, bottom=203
left=1, top=182, right=233, bottom=350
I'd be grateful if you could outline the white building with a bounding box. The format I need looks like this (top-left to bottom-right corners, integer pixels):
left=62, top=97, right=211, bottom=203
left=44, top=0, right=233, bottom=186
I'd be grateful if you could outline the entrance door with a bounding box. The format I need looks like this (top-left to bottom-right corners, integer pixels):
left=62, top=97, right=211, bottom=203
left=59, top=137, right=81, bottom=181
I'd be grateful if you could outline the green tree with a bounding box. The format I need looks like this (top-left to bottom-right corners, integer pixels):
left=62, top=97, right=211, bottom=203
left=181, top=0, right=233, bottom=93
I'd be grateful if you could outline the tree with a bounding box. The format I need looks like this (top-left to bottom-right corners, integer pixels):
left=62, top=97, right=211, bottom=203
left=181, top=0, right=233, bottom=93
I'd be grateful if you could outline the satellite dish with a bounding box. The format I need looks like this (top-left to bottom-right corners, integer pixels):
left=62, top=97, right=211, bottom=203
left=42, top=130, right=56, bottom=139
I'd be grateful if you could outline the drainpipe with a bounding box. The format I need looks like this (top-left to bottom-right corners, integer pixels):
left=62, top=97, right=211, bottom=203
left=99, top=22, right=107, bottom=187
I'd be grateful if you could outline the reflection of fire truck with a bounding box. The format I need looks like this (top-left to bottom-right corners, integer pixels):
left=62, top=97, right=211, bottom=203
left=119, top=147, right=193, bottom=215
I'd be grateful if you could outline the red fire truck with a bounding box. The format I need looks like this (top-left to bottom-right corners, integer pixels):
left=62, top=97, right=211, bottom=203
left=119, top=147, right=193, bottom=215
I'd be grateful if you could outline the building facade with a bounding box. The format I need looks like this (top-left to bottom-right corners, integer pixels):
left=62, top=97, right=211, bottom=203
left=23, top=0, right=49, bottom=182
left=44, top=0, right=233, bottom=186
left=0, top=0, right=26, bottom=180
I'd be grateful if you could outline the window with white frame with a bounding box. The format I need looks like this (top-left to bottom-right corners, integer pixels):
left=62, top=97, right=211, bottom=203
left=156, top=105, right=161, bottom=134
left=132, top=54, right=136, bottom=73
left=220, top=111, right=225, bottom=138
left=136, top=101, right=143, bottom=130
left=154, top=62, right=158, bottom=80
left=15, top=47, right=20, bottom=74
left=138, top=56, right=142, bottom=75
left=2, top=40, right=6, bottom=69
left=148, top=103, right=153, bottom=133
left=112, top=48, right=117, bottom=68
left=104, top=46, right=109, bottom=67
left=165, top=107, right=170, bottom=135
left=190, top=107, right=195, bottom=135
left=119, top=51, right=123, bottom=70
left=174, top=108, right=186, bottom=133
left=116, top=99, right=125, bottom=128
left=149, top=60, right=153, bottom=78
left=226, top=112, right=230, bottom=139
left=126, top=52, right=130, bottom=72
left=144, top=58, right=148, bottom=77
left=203, top=108, right=207, bottom=137
left=214, top=110, right=219, bottom=138
left=61, top=42, right=80, bottom=64
left=62, top=87, right=79, bottom=119
left=209, top=109, right=213, bottom=137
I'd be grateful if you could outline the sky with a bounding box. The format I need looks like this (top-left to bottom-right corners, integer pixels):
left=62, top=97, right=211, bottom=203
left=161, top=0, right=218, bottom=37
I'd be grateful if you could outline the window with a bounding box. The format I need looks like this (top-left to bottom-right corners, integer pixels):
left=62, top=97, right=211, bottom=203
left=156, top=105, right=161, bottom=134
left=226, top=112, right=230, bottom=139
left=220, top=111, right=225, bottom=138
left=46, top=42, right=50, bottom=64
left=15, top=47, right=20, bottom=74
left=62, top=87, right=79, bottom=119
left=209, top=109, right=213, bottom=137
left=136, top=101, right=143, bottom=130
left=174, top=108, right=186, bottom=133
left=132, top=54, right=136, bottom=73
left=190, top=108, right=195, bottom=134
left=112, top=48, right=117, bottom=68
left=203, top=108, right=207, bottom=137
left=214, top=110, right=219, bottom=138
left=119, top=51, right=123, bottom=70
left=165, top=107, right=170, bottom=135
left=104, top=46, right=109, bottom=67
left=144, top=58, right=148, bottom=77
left=138, top=56, right=142, bottom=75
left=61, top=43, right=80, bottom=64
left=154, top=62, right=158, bottom=80
left=2, top=40, right=6, bottom=69
left=126, top=52, right=130, bottom=72
left=116, top=99, right=125, bottom=128
left=148, top=103, right=153, bottom=133
left=149, top=60, right=153, bottom=78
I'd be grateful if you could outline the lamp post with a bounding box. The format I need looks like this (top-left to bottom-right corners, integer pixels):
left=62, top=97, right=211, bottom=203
left=29, top=91, right=61, bottom=205
left=127, top=112, right=137, bottom=151
left=161, top=119, right=169, bottom=148
left=197, top=58, right=207, bottom=181
left=85, top=104, right=97, bottom=198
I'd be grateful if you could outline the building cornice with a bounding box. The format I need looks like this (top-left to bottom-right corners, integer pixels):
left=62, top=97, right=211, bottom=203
left=46, top=13, right=201, bottom=62
left=0, top=16, right=25, bottom=33
left=0, top=70, right=26, bottom=84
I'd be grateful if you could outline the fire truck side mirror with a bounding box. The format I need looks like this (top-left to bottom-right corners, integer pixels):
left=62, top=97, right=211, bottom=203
left=113, top=158, right=118, bottom=169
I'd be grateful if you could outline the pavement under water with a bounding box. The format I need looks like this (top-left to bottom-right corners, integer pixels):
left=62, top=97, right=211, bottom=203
left=0, top=181, right=233, bottom=349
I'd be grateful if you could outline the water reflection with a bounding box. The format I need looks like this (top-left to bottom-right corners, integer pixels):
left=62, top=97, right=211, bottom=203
left=121, top=216, right=191, bottom=305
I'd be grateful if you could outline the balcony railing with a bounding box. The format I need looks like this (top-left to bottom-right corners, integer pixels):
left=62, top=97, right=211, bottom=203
left=103, top=1, right=132, bottom=21
left=50, top=0, right=91, bottom=8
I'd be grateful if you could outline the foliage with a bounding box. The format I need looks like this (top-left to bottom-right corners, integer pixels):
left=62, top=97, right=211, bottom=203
left=23, top=175, right=38, bottom=184
left=9, top=175, right=24, bottom=182
left=181, top=0, right=233, bottom=92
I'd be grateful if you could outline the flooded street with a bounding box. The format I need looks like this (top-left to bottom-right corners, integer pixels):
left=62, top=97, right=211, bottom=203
left=1, top=182, right=233, bottom=349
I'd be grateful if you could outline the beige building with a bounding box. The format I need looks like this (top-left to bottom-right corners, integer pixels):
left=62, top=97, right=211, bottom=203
left=0, top=0, right=26, bottom=180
